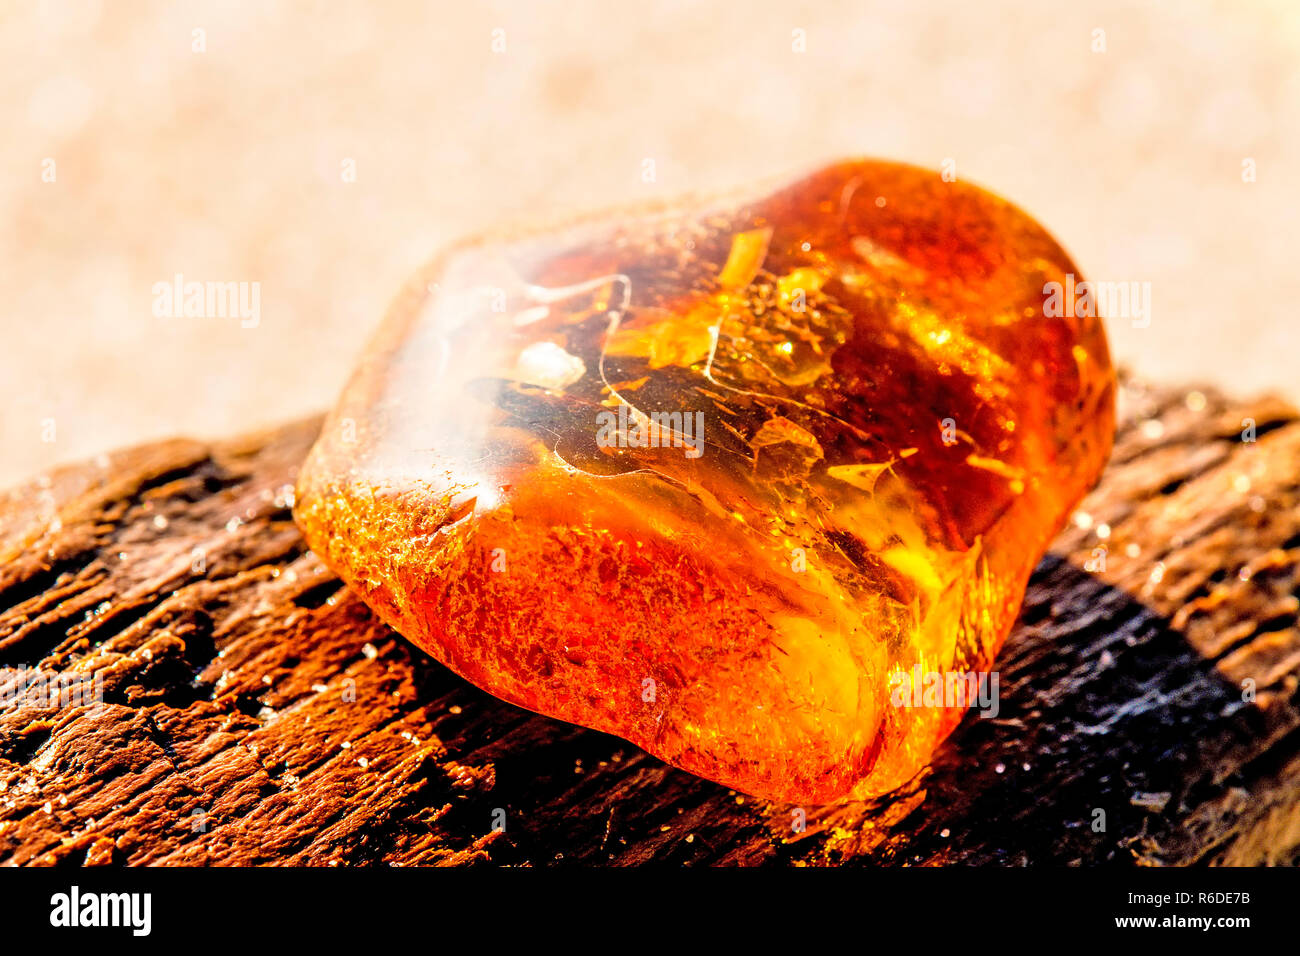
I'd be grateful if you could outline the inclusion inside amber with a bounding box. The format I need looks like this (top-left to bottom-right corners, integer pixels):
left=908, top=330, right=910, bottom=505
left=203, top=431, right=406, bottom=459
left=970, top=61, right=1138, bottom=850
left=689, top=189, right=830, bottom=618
left=295, top=159, right=1115, bottom=804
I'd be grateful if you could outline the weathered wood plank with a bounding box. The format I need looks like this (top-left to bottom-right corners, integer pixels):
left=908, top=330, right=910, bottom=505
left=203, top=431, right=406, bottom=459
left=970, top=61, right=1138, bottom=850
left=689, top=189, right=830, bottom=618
left=1, top=380, right=1298, bottom=866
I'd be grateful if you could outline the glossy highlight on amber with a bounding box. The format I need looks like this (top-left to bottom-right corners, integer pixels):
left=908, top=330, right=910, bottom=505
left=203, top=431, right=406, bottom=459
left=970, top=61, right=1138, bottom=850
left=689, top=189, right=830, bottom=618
left=295, top=160, right=1116, bottom=804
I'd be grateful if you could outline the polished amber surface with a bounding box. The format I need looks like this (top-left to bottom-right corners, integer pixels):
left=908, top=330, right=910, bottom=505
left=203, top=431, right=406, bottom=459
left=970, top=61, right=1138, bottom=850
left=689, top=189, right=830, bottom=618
left=295, top=160, right=1115, bottom=804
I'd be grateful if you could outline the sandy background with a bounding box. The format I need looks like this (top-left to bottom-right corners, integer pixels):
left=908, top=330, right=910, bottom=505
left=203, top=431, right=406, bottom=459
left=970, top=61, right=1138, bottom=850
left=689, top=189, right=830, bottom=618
left=3, top=0, right=1297, bottom=488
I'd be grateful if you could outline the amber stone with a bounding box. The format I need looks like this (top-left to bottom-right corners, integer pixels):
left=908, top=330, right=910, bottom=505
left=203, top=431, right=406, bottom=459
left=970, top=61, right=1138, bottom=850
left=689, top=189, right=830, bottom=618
left=294, top=160, right=1115, bottom=804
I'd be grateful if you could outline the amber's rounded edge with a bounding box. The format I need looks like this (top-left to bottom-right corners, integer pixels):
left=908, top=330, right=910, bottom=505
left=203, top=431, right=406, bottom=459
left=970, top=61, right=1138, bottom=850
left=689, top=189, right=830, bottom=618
left=292, top=157, right=1122, bottom=807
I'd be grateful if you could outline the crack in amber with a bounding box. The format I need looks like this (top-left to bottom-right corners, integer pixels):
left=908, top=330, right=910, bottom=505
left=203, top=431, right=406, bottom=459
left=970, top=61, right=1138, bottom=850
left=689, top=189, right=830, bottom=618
left=295, top=159, right=1116, bottom=804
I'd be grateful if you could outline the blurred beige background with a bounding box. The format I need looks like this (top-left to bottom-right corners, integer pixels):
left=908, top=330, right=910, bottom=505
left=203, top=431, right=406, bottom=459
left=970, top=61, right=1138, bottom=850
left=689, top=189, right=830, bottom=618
left=2, top=0, right=1297, bottom=488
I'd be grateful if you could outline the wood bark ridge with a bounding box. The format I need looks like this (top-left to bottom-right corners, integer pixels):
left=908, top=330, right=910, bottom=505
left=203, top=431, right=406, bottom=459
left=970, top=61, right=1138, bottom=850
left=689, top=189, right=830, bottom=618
left=2, top=380, right=1299, bottom=866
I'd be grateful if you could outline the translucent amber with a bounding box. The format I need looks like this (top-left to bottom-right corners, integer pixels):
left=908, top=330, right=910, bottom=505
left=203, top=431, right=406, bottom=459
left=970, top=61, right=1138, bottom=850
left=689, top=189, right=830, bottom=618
left=295, top=160, right=1115, bottom=804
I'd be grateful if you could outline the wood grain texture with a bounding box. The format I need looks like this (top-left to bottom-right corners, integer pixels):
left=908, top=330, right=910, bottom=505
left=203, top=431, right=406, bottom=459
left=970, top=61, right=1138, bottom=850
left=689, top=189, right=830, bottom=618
left=1, top=380, right=1298, bottom=866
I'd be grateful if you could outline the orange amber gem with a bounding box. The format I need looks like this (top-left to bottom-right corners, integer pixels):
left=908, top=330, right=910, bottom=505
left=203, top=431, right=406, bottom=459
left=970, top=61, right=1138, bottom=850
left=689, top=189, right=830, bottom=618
left=295, top=160, right=1115, bottom=804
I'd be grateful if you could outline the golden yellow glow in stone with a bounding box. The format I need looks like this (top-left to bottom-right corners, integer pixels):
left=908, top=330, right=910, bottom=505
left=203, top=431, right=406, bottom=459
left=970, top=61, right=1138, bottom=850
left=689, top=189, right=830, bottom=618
left=294, top=159, right=1116, bottom=804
